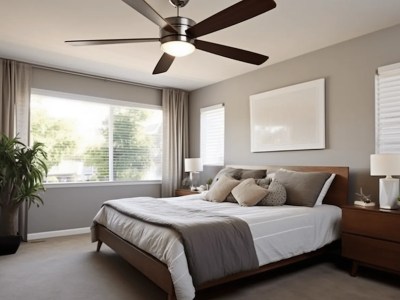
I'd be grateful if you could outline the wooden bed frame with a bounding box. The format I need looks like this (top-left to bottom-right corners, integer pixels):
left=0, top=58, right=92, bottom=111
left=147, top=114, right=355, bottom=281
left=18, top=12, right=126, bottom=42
left=93, top=165, right=349, bottom=300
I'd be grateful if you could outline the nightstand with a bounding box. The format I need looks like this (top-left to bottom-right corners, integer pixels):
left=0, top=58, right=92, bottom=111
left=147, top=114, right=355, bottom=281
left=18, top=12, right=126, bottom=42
left=175, top=188, right=200, bottom=197
left=341, top=205, right=400, bottom=276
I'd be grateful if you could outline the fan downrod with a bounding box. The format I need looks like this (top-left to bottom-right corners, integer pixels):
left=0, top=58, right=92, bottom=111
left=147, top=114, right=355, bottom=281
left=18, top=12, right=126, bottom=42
left=169, top=0, right=189, bottom=8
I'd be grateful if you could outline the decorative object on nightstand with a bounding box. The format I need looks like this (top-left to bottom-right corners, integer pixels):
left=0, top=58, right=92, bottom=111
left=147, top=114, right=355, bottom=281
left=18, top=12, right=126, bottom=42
left=370, top=154, right=400, bottom=209
left=181, top=177, right=191, bottom=188
left=354, top=187, right=375, bottom=207
left=184, top=158, right=203, bottom=189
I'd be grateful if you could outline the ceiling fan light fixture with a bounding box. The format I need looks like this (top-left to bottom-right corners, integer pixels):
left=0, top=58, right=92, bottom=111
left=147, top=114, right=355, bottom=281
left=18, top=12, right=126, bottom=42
left=161, top=40, right=195, bottom=57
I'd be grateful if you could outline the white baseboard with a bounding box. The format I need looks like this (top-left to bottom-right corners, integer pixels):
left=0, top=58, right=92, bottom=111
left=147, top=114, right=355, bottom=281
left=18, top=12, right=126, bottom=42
left=28, top=227, right=91, bottom=241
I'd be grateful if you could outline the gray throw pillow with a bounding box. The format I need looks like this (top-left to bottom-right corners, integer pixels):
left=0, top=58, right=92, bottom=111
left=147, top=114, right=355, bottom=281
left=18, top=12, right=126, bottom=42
left=258, top=180, right=287, bottom=206
left=225, top=193, right=237, bottom=203
left=274, top=169, right=331, bottom=207
left=256, top=177, right=272, bottom=189
left=240, top=169, right=267, bottom=180
left=211, top=167, right=242, bottom=186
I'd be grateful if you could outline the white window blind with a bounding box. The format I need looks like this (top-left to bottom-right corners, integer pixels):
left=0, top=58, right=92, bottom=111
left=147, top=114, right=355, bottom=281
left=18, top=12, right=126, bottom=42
left=30, top=89, right=162, bottom=183
left=200, top=104, right=225, bottom=166
left=375, top=62, right=400, bottom=153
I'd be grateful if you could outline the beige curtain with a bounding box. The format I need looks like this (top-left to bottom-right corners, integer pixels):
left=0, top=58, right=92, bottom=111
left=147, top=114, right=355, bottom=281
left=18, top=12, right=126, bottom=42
left=0, top=59, right=32, bottom=241
left=161, top=89, right=189, bottom=197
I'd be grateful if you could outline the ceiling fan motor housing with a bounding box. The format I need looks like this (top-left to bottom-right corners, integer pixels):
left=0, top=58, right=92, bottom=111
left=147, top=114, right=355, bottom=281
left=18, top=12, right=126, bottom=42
left=169, top=0, right=190, bottom=8
left=160, top=16, right=196, bottom=45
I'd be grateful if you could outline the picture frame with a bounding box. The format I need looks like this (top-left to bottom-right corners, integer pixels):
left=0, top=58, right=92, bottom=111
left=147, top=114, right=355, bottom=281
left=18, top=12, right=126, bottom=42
left=250, top=78, right=325, bottom=152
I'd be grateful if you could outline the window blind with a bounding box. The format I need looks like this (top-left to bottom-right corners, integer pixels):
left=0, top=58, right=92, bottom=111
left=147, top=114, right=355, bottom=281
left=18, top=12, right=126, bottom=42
left=375, top=62, right=400, bottom=153
left=200, top=104, right=225, bottom=166
left=30, top=89, right=162, bottom=183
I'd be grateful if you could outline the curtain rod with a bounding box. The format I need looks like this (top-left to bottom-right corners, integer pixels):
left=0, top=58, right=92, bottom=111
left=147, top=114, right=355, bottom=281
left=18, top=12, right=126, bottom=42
left=32, top=63, right=163, bottom=90
left=2, top=56, right=163, bottom=90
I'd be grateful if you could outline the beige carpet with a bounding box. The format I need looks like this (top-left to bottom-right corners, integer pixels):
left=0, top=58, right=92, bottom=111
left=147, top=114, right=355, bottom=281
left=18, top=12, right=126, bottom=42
left=0, top=234, right=398, bottom=300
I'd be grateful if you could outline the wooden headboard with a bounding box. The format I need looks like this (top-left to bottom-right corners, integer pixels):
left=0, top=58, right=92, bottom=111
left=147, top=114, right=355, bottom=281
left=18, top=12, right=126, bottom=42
left=227, top=165, right=349, bottom=207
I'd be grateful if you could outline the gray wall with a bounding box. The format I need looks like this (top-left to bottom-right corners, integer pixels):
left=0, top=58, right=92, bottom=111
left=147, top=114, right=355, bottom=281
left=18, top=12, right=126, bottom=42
left=189, top=24, right=400, bottom=203
left=27, top=24, right=400, bottom=233
left=28, top=68, right=162, bottom=233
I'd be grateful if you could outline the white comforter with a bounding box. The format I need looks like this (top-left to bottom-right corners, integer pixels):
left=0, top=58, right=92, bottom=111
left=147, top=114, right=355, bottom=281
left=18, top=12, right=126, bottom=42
left=92, top=195, right=341, bottom=300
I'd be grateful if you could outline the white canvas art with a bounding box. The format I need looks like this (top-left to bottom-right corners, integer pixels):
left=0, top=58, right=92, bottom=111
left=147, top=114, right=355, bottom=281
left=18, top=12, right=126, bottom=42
left=250, top=78, right=325, bottom=152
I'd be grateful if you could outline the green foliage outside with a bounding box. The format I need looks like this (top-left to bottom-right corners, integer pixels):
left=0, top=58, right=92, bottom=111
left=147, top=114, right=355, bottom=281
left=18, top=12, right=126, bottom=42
left=31, top=105, right=154, bottom=182
left=30, top=110, right=76, bottom=170
left=84, top=107, right=152, bottom=181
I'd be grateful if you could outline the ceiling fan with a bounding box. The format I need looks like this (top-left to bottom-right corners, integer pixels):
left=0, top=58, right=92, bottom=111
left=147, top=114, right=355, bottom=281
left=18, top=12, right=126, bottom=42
left=65, top=0, right=277, bottom=75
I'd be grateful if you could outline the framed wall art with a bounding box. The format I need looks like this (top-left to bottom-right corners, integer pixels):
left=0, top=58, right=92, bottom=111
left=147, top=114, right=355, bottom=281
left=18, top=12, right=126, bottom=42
left=250, top=78, right=325, bottom=152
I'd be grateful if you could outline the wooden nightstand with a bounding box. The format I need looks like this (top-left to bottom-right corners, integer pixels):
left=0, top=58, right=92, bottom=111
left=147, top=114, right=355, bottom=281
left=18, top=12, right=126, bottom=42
left=341, top=205, right=400, bottom=276
left=175, top=189, right=200, bottom=197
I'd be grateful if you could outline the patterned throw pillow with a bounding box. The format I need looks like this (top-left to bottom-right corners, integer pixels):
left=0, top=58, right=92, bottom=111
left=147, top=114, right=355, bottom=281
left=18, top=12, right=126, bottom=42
left=258, top=180, right=287, bottom=206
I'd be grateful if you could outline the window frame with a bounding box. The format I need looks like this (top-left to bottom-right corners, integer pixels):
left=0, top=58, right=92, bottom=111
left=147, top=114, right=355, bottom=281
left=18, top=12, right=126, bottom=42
left=30, top=88, right=162, bottom=188
left=375, top=62, right=400, bottom=154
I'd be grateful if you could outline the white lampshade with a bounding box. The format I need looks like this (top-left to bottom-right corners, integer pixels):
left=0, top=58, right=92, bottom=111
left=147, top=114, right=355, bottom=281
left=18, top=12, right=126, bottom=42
left=370, top=154, right=400, bottom=177
left=370, top=154, right=400, bottom=210
left=185, top=158, right=203, bottom=173
left=161, top=41, right=195, bottom=57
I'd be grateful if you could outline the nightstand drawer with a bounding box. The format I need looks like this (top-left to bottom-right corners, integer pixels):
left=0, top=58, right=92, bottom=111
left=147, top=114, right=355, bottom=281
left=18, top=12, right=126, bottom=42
left=342, top=233, right=400, bottom=272
left=342, top=208, right=400, bottom=243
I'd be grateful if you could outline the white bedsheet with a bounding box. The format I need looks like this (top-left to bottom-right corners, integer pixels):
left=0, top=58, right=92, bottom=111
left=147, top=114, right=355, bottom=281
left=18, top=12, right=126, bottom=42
left=92, top=195, right=341, bottom=300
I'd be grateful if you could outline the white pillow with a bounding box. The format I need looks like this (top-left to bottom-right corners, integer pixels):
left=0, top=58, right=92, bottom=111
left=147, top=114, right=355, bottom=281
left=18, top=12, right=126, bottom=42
left=314, top=174, right=336, bottom=206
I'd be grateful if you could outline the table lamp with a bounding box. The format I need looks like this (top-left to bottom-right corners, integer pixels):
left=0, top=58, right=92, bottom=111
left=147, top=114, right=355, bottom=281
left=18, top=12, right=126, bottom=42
left=370, top=154, right=400, bottom=209
left=184, top=158, right=203, bottom=188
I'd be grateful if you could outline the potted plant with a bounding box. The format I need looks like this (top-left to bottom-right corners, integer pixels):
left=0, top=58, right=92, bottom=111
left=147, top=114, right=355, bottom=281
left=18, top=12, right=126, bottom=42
left=0, top=134, right=47, bottom=255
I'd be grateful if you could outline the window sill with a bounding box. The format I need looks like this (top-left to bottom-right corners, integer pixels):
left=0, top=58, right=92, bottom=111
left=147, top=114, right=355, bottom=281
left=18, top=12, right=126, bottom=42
left=44, top=180, right=161, bottom=189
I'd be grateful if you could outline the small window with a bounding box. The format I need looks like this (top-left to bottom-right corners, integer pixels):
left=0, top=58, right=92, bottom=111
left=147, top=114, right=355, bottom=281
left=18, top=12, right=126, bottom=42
left=30, top=89, right=162, bottom=183
left=375, top=63, right=400, bottom=153
left=200, top=104, right=225, bottom=166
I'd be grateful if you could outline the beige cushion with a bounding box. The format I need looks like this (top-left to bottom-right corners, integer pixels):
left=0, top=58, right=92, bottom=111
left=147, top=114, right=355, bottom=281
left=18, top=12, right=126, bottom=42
left=205, top=175, right=240, bottom=202
left=275, top=169, right=331, bottom=207
left=231, top=178, right=268, bottom=207
left=258, top=180, right=287, bottom=206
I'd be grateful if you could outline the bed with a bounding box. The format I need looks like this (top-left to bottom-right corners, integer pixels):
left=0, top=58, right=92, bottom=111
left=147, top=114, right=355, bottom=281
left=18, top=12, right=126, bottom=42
left=91, top=165, right=349, bottom=300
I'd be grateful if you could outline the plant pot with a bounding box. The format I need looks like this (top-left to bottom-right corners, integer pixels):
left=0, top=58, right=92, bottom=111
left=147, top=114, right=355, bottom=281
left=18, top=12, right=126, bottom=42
left=0, top=235, right=21, bottom=255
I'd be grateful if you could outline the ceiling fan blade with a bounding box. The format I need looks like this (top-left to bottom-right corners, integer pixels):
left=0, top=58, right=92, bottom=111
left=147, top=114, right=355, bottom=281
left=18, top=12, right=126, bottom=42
left=121, top=0, right=177, bottom=33
left=187, top=0, right=276, bottom=38
left=195, top=40, right=268, bottom=65
left=65, top=38, right=159, bottom=46
left=153, top=53, right=175, bottom=74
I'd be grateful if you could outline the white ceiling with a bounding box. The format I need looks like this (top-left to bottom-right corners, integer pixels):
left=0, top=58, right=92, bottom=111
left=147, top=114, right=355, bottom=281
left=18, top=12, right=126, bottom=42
left=1, top=0, right=400, bottom=91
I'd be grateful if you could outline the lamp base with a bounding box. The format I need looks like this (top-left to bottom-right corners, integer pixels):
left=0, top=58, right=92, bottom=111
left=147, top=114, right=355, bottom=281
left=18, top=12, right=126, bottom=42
left=379, top=178, right=399, bottom=209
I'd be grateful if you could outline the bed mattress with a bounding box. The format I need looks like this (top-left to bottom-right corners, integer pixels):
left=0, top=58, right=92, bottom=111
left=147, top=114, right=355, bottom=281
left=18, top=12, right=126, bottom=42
left=92, top=194, right=341, bottom=300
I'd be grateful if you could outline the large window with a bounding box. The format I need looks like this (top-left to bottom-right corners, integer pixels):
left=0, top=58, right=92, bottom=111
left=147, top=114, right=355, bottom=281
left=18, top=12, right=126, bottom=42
left=30, top=89, right=162, bottom=183
left=200, top=104, right=225, bottom=166
left=375, top=62, right=400, bottom=153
